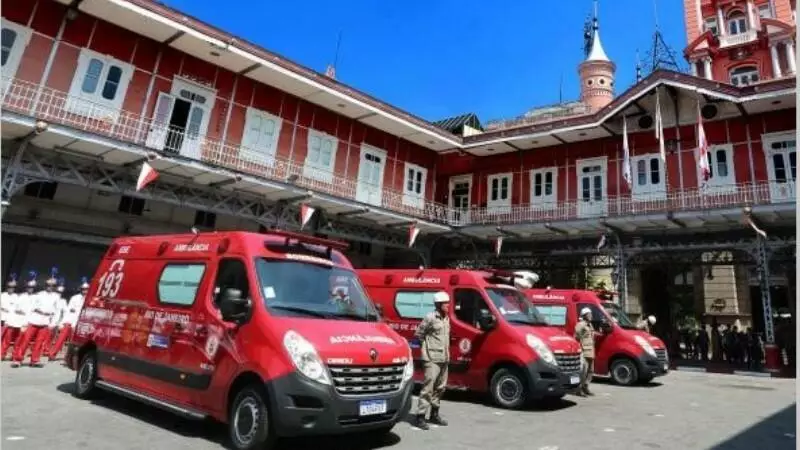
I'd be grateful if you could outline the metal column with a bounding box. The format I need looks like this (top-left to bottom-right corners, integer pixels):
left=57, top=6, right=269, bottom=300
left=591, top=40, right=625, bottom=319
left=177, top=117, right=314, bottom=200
left=755, top=236, right=775, bottom=344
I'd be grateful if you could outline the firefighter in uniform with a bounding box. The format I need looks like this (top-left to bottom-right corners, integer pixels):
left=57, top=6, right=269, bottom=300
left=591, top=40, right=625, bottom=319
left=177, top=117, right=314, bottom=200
left=13, top=268, right=60, bottom=367
left=2, top=271, right=36, bottom=360
left=413, top=291, right=450, bottom=430
left=1, top=273, right=18, bottom=331
left=49, top=277, right=89, bottom=360
left=575, top=307, right=596, bottom=397
left=48, top=277, right=68, bottom=357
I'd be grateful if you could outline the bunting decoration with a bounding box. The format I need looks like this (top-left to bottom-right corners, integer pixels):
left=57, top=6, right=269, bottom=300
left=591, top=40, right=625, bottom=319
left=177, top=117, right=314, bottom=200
left=299, top=203, right=316, bottom=230
left=746, top=216, right=768, bottom=239
left=492, top=236, right=504, bottom=256
left=654, top=90, right=666, bottom=164
left=408, top=223, right=420, bottom=248
left=621, top=116, right=632, bottom=190
left=136, top=161, right=159, bottom=191
left=696, top=100, right=711, bottom=184
left=597, top=234, right=607, bottom=250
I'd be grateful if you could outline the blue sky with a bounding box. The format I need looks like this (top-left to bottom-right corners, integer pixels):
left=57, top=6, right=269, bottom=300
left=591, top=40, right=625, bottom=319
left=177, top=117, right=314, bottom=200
left=164, top=0, right=688, bottom=124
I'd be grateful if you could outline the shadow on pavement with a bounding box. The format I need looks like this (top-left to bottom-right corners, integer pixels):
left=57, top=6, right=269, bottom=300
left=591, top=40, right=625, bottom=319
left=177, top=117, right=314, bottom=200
left=56, top=382, right=402, bottom=450
left=707, top=403, right=796, bottom=450
left=592, top=377, right=664, bottom=388
left=441, top=390, right=578, bottom=412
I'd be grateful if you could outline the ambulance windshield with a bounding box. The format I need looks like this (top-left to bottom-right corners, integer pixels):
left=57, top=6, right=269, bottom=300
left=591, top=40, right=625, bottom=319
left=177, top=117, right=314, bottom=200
left=255, top=259, right=379, bottom=321
left=601, top=302, right=637, bottom=329
left=485, top=287, right=549, bottom=326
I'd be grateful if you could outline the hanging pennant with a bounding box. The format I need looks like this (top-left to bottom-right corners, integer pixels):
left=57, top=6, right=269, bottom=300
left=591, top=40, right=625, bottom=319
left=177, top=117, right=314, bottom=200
left=299, top=203, right=316, bottom=230
left=136, top=161, right=159, bottom=191
left=408, top=223, right=420, bottom=248
left=492, top=236, right=504, bottom=256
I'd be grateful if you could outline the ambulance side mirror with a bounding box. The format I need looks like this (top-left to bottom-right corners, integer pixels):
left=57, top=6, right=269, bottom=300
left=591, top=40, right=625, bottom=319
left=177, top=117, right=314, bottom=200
left=219, top=288, right=251, bottom=324
left=477, top=310, right=497, bottom=331
left=599, top=320, right=612, bottom=334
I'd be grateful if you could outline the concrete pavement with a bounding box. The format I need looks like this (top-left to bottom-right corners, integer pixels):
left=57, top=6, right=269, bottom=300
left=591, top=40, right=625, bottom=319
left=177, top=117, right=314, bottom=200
left=1, top=363, right=795, bottom=450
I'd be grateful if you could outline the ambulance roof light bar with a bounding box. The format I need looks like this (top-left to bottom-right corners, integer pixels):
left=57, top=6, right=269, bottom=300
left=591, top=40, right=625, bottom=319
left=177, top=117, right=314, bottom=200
left=265, top=229, right=350, bottom=252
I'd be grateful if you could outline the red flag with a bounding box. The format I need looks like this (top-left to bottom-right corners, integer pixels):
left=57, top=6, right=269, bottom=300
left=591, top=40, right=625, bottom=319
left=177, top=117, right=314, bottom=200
left=697, top=102, right=711, bottom=183
left=136, top=161, right=158, bottom=191
left=300, top=203, right=316, bottom=230
left=493, top=236, right=503, bottom=256
left=408, top=223, right=420, bottom=248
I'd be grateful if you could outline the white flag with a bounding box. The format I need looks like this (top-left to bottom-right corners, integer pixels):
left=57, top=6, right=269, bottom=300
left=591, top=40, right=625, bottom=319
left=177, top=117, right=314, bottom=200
left=655, top=91, right=666, bottom=163
left=622, top=117, right=632, bottom=190
left=299, top=203, right=315, bottom=230
left=697, top=101, right=711, bottom=184
left=493, top=236, right=503, bottom=256
left=408, top=224, right=420, bottom=248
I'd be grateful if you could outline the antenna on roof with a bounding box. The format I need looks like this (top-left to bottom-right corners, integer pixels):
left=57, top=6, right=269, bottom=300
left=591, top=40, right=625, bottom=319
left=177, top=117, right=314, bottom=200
left=558, top=72, right=564, bottom=105
left=635, top=49, right=642, bottom=82
left=325, top=30, right=343, bottom=79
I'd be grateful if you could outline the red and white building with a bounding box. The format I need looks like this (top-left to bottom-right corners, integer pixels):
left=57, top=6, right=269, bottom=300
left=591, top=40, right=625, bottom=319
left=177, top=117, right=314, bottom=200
left=0, top=1, right=795, bottom=356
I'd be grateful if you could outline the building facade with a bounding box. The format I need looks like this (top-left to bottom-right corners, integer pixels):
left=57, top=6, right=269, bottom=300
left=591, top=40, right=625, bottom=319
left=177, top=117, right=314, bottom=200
left=683, top=0, right=797, bottom=84
left=1, top=0, right=795, bottom=359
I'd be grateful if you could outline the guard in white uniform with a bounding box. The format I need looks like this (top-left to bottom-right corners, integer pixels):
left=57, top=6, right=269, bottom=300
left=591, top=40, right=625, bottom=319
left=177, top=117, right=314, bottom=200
left=49, top=277, right=88, bottom=360
left=1, top=273, right=18, bottom=330
left=2, top=271, right=35, bottom=360
left=13, top=268, right=60, bottom=367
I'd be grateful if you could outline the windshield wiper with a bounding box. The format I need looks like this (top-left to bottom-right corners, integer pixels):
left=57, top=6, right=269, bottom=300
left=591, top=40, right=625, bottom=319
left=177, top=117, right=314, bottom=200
left=334, top=311, right=379, bottom=322
left=269, top=305, right=333, bottom=319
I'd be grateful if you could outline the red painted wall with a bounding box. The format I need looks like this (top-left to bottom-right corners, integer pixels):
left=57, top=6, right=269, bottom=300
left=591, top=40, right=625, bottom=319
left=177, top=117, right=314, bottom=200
left=4, top=0, right=439, bottom=204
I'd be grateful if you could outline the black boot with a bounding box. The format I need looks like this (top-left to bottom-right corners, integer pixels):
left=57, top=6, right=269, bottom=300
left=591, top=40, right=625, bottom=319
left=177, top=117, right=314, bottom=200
left=429, top=407, right=448, bottom=426
left=413, top=415, right=429, bottom=430
left=582, top=386, right=594, bottom=396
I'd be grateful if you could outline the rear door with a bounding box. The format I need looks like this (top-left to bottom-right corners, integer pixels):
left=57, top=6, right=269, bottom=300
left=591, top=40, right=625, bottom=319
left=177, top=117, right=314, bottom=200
left=146, top=259, right=212, bottom=406
left=450, top=287, right=492, bottom=388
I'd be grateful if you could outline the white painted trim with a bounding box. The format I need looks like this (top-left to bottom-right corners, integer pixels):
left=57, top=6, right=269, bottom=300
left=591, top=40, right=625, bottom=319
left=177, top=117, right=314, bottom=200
left=761, top=130, right=796, bottom=203
left=630, top=153, right=666, bottom=200
left=486, top=172, right=513, bottom=211
left=529, top=167, right=558, bottom=208
left=170, top=76, right=217, bottom=111
left=1, top=19, right=33, bottom=82
left=241, top=106, right=283, bottom=167
left=576, top=156, right=608, bottom=218
left=698, top=144, right=736, bottom=194
left=448, top=174, right=472, bottom=223
left=355, top=144, right=387, bottom=206
left=303, top=128, right=338, bottom=183
left=103, top=0, right=461, bottom=148
left=65, top=48, right=135, bottom=120
left=401, top=162, right=427, bottom=209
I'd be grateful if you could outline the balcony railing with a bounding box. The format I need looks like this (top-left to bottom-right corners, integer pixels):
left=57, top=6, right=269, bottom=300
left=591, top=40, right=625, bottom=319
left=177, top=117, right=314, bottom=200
left=1, top=77, right=793, bottom=231
left=719, top=29, right=758, bottom=48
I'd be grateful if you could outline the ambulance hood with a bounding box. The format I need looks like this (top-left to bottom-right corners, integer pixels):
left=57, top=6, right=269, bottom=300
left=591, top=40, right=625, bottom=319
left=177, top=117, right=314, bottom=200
left=623, top=328, right=667, bottom=349
left=515, top=324, right=582, bottom=353
left=275, top=317, right=409, bottom=365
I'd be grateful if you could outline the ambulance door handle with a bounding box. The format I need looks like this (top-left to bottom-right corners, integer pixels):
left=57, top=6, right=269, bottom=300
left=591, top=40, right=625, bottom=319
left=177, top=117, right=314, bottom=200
left=196, top=325, right=208, bottom=338
left=173, top=323, right=184, bottom=333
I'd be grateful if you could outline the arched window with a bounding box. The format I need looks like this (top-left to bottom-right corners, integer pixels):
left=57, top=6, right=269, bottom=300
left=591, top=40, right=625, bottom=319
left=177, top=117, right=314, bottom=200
left=727, top=10, right=748, bottom=35
left=729, top=66, right=759, bottom=86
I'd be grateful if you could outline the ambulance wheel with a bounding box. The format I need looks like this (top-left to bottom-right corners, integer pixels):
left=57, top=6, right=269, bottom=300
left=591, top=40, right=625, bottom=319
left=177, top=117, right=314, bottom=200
left=74, top=350, right=98, bottom=399
left=228, top=385, right=275, bottom=450
left=489, top=367, right=528, bottom=409
left=610, top=358, right=639, bottom=386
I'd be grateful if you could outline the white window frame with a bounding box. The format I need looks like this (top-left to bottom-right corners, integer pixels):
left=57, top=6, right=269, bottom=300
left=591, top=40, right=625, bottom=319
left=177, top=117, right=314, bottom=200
left=1, top=19, right=33, bottom=82
left=727, top=11, right=748, bottom=35
left=486, top=172, right=512, bottom=212
left=698, top=144, right=736, bottom=193
left=303, top=129, right=338, bottom=183
left=757, top=3, right=773, bottom=19
left=241, top=106, right=283, bottom=167
left=630, top=154, right=666, bottom=200
left=703, top=17, right=719, bottom=35
left=762, top=130, right=796, bottom=202
left=729, top=66, right=759, bottom=86
left=529, top=167, right=557, bottom=209
left=402, top=162, right=427, bottom=209
left=66, top=48, right=134, bottom=120
left=448, top=174, right=472, bottom=224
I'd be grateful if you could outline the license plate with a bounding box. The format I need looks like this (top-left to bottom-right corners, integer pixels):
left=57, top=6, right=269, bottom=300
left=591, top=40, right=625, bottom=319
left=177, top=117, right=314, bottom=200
left=569, top=375, right=580, bottom=385
left=359, top=399, right=387, bottom=416
left=663, top=364, right=669, bottom=371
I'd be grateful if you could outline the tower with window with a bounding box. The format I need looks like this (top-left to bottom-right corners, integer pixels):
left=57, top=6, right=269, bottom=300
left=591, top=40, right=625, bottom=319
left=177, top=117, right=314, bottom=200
left=578, top=10, right=616, bottom=111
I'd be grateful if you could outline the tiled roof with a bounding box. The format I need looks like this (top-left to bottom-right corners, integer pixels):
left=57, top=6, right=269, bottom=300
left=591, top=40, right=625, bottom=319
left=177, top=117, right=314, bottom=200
left=432, top=113, right=484, bottom=134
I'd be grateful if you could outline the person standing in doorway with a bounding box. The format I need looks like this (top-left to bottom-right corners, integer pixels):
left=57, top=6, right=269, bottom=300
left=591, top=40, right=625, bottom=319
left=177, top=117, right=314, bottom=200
left=413, top=291, right=451, bottom=431
left=575, top=307, right=597, bottom=397
left=2, top=271, right=36, bottom=360
left=1, top=273, right=19, bottom=332
left=12, top=268, right=60, bottom=367
left=49, top=277, right=89, bottom=360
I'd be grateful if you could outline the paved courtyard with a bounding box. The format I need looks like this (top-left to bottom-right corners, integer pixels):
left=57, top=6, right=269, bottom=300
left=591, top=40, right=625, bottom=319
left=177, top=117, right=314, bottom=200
left=1, top=363, right=795, bottom=450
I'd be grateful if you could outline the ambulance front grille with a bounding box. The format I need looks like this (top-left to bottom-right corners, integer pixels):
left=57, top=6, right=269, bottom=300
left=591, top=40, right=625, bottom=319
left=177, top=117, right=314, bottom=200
left=655, top=348, right=668, bottom=364
left=555, top=352, right=582, bottom=373
left=328, top=364, right=405, bottom=396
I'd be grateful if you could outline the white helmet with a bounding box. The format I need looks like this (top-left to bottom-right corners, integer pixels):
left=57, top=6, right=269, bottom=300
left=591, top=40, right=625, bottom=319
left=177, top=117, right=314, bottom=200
left=433, top=291, right=450, bottom=304
left=512, top=271, right=539, bottom=289
left=647, top=315, right=656, bottom=325
left=580, top=307, right=592, bottom=317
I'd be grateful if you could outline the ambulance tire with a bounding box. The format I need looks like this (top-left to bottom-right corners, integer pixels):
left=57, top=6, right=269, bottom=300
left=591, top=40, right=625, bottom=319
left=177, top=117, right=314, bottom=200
left=74, top=350, right=99, bottom=399
left=228, top=385, right=275, bottom=450
left=489, top=367, right=528, bottom=409
left=610, top=358, right=639, bottom=386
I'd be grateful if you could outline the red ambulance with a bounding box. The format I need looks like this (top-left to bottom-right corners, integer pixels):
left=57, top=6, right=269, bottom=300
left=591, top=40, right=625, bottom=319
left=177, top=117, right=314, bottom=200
left=524, top=288, right=669, bottom=386
left=66, top=230, right=413, bottom=450
left=358, top=269, right=583, bottom=409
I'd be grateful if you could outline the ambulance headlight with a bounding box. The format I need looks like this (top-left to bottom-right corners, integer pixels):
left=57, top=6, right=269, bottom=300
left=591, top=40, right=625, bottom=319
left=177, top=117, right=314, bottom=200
left=634, top=335, right=657, bottom=357
left=402, top=348, right=414, bottom=384
left=526, top=334, right=556, bottom=365
left=283, top=330, right=331, bottom=385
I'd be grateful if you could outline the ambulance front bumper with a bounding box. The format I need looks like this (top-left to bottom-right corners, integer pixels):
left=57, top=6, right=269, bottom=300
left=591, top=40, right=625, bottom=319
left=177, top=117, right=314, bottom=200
left=525, top=359, right=580, bottom=399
